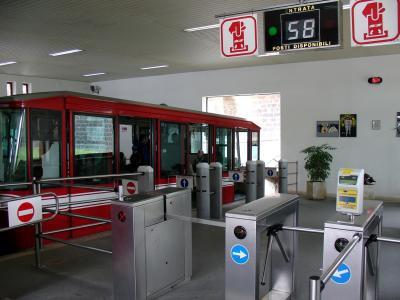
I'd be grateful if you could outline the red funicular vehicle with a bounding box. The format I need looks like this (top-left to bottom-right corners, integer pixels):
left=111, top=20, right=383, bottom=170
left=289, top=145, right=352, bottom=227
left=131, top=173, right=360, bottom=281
left=0, top=92, right=260, bottom=253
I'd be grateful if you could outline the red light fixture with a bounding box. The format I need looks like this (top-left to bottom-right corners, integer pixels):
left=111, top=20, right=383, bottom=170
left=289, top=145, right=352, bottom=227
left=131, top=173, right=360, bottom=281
left=368, top=77, right=383, bottom=84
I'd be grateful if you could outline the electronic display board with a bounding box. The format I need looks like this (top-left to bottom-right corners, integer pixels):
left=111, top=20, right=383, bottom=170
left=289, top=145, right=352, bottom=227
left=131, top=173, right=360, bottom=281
left=264, top=0, right=341, bottom=53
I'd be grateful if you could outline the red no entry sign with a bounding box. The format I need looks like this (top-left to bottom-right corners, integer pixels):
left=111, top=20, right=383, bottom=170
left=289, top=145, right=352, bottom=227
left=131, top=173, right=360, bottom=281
left=8, top=196, right=42, bottom=227
left=17, top=202, right=35, bottom=222
left=127, top=181, right=136, bottom=194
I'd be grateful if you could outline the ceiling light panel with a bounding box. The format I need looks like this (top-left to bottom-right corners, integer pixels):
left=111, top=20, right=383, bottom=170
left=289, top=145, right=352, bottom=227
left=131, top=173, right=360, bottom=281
left=0, top=61, right=17, bottom=66
left=83, top=72, right=106, bottom=77
left=140, top=65, right=169, bottom=70
left=50, top=49, right=83, bottom=56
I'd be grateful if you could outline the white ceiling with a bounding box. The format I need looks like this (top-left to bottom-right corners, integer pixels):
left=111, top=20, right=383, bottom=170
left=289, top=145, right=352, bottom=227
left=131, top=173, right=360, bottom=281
left=0, top=0, right=399, bottom=82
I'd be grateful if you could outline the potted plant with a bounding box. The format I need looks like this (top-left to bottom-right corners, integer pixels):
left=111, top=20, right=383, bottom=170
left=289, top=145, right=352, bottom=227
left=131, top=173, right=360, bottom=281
left=301, top=144, right=335, bottom=200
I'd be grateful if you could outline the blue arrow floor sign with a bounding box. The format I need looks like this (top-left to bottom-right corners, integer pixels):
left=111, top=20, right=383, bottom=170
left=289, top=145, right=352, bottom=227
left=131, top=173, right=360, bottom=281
left=230, top=244, right=249, bottom=265
left=331, top=263, right=351, bottom=284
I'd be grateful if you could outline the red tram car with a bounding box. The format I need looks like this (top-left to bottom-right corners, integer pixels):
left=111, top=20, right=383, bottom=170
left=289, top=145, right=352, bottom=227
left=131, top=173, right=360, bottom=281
left=0, top=92, right=260, bottom=253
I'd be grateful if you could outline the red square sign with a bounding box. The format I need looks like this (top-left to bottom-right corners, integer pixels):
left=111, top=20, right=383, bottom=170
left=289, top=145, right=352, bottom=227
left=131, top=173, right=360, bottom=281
left=220, top=15, right=258, bottom=57
left=351, top=0, right=400, bottom=46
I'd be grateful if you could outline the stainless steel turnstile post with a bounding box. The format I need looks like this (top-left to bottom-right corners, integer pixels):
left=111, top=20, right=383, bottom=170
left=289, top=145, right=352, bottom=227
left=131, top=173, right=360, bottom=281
left=320, top=200, right=382, bottom=300
left=225, top=194, right=299, bottom=300
left=112, top=187, right=192, bottom=300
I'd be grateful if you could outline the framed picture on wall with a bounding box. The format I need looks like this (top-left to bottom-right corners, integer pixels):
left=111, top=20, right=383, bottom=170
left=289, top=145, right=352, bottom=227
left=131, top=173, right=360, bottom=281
left=397, top=113, right=400, bottom=137
left=340, top=114, right=357, bottom=137
left=316, top=121, right=339, bottom=137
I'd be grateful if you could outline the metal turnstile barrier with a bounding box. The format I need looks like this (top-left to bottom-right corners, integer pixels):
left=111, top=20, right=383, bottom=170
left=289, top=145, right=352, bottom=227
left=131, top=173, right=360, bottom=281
left=112, top=187, right=192, bottom=300
left=225, top=194, right=299, bottom=300
left=196, top=162, right=222, bottom=219
left=309, top=200, right=383, bottom=300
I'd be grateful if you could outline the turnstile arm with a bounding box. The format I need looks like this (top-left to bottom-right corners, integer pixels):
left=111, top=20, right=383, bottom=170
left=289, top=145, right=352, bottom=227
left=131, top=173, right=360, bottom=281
left=309, top=234, right=362, bottom=300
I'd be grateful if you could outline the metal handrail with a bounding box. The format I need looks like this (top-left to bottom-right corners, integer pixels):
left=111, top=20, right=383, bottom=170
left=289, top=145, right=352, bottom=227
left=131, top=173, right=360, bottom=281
left=0, top=192, right=60, bottom=233
left=36, top=172, right=143, bottom=183
left=0, top=181, right=33, bottom=188
left=309, top=234, right=361, bottom=300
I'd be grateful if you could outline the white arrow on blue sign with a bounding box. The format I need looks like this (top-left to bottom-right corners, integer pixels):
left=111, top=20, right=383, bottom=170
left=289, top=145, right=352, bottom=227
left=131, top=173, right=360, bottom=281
left=230, top=244, right=250, bottom=265
left=331, top=263, right=351, bottom=284
left=181, top=178, right=189, bottom=188
left=233, top=173, right=240, bottom=181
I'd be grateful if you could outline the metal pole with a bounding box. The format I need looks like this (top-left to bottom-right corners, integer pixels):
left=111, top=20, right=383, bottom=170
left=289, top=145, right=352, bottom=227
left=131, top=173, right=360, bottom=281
left=40, top=235, right=112, bottom=255
left=33, top=178, right=41, bottom=268
left=278, top=160, right=288, bottom=193
left=377, top=236, right=400, bottom=244
left=320, top=234, right=361, bottom=285
left=309, top=276, right=321, bottom=300
left=282, top=225, right=324, bottom=235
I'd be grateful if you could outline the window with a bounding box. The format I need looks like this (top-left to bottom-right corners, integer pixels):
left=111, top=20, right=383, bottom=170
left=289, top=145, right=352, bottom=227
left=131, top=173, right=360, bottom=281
left=234, top=129, right=248, bottom=168
left=6, top=82, right=14, bottom=96
left=74, top=114, right=114, bottom=177
left=30, top=109, right=61, bottom=179
left=189, top=124, right=209, bottom=173
left=119, top=117, right=153, bottom=173
left=22, top=83, right=31, bottom=94
left=0, top=109, right=27, bottom=184
left=251, top=131, right=259, bottom=160
left=160, top=122, right=184, bottom=177
left=216, top=128, right=232, bottom=171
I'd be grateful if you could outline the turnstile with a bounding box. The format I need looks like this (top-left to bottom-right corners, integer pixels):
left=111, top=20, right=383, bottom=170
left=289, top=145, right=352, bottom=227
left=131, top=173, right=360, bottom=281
left=321, top=200, right=382, bottom=300
left=112, top=187, right=192, bottom=300
left=225, top=194, right=299, bottom=300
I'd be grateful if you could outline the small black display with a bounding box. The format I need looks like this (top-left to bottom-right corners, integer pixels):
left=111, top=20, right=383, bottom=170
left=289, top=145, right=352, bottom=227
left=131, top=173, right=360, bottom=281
left=264, top=0, right=341, bottom=53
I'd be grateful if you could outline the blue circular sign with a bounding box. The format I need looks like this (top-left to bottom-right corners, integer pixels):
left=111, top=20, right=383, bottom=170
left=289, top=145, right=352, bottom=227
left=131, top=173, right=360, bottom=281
left=230, top=244, right=250, bottom=265
left=267, top=169, right=274, bottom=177
left=232, top=173, right=240, bottom=181
left=331, top=263, right=351, bottom=285
left=181, top=178, right=189, bottom=188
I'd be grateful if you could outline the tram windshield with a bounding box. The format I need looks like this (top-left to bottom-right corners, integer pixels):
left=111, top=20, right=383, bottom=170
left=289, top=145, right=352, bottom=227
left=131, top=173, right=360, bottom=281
left=0, top=109, right=27, bottom=184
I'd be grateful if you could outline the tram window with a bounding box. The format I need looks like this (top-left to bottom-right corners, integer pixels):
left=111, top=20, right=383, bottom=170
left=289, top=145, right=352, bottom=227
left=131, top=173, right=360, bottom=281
left=119, top=117, right=153, bottom=173
left=252, top=132, right=259, bottom=160
left=0, top=109, right=27, bottom=184
left=30, top=110, right=61, bottom=179
left=216, top=128, right=232, bottom=171
left=234, top=129, right=248, bottom=168
left=189, top=124, right=209, bottom=173
left=160, top=122, right=183, bottom=177
left=74, top=114, right=114, bottom=177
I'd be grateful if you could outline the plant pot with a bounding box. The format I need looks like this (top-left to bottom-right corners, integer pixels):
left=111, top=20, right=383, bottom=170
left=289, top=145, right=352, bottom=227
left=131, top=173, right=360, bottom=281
left=306, top=181, right=327, bottom=200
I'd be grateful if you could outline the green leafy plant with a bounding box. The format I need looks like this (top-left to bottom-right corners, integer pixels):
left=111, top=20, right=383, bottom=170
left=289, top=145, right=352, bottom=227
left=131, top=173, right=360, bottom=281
left=301, top=144, right=336, bottom=182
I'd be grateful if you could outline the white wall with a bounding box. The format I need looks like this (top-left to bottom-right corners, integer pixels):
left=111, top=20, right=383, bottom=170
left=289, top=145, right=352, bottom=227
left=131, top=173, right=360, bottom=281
left=0, top=74, right=89, bottom=96
left=95, top=54, right=400, bottom=200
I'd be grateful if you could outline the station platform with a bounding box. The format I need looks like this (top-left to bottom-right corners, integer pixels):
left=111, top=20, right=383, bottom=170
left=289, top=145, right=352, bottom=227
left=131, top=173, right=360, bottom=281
left=1, top=198, right=400, bottom=300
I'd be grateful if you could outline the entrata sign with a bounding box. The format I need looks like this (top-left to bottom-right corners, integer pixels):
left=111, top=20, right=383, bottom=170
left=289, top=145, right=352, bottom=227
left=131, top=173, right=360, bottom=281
left=122, top=179, right=139, bottom=195
left=220, top=14, right=258, bottom=57
left=8, top=196, right=42, bottom=227
left=351, top=0, right=400, bottom=46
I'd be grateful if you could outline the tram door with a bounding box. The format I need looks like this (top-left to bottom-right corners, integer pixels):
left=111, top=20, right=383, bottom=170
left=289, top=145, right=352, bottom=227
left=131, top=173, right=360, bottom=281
left=119, top=117, right=154, bottom=172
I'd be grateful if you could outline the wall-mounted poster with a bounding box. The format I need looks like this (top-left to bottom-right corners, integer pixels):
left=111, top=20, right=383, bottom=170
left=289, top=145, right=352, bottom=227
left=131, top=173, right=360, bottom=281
left=340, top=114, right=357, bottom=137
left=397, top=113, right=400, bottom=137
left=316, top=121, right=339, bottom=137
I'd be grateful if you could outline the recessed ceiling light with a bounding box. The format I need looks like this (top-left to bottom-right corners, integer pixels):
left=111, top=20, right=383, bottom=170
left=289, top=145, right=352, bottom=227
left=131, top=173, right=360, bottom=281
left=0, top=61, right=17, bottom=66
left=83, top=72, right=106, bottom=77
left=184, top=24, right=219, bottom=32
left=140, top=65, right=169, bottom=70
left=50, top=49, right=83, bottom=56
left=258, top=52, right=280, bottom=57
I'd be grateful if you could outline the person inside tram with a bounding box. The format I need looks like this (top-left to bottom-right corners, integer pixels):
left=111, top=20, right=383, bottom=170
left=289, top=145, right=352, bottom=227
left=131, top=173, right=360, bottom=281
left=138, top=134, right=150, bottom=166
left=192, top=150, right=207, bottom=172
